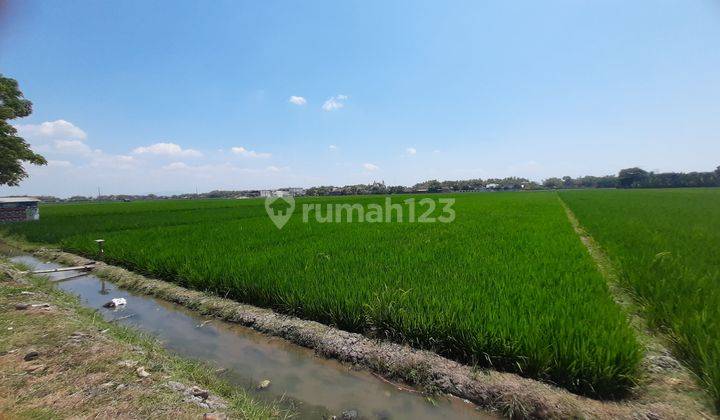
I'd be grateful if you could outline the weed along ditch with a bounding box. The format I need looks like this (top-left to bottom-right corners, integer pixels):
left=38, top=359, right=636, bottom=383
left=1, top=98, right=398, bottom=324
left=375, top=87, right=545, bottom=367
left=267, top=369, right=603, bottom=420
left=9, top=253, right=490, bottom=419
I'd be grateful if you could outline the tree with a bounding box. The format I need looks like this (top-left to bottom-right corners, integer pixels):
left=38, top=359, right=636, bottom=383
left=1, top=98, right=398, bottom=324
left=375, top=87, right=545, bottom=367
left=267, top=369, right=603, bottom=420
left=427, top=180, right=442, bottom=193
left=716, top=166, right=720, bottom=177
left=0, top=75, right=46, bottom=186
left=596, top=175, right=618, bottom=188
left=543, top=177, right=563, bottom=189
left=617, top=167, right=648, bottom=188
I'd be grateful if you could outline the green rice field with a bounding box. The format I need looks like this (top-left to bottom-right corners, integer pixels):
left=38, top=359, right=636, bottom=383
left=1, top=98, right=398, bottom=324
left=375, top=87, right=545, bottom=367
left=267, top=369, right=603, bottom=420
left=559, top=188, right=720, bottom=409
left=7, top=190, right=713, bottom=400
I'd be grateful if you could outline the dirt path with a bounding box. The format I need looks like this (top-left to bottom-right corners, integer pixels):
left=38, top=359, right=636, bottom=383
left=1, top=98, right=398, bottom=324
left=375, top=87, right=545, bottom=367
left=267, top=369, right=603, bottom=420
left=557, top=194, right=714, bottom=417
left=0, top=258, right=285, bottom=419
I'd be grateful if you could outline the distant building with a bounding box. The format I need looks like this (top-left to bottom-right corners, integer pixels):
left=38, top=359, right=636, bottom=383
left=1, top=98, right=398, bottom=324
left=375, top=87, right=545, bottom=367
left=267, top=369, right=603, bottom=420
left=485, top=183, right=500, bottom=189
left=260, top=188, right=305, bottom=198
left=273, top=190, right=291, bottom=198
left=287, top=187, right=306, bottom=196
left=0, top=197, right=41, bottom=222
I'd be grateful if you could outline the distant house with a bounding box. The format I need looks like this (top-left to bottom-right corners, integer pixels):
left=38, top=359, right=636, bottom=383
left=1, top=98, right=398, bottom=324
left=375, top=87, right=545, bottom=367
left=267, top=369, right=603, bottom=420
left=287, top=187, right=306, bottom=196
left=485, top=183, right=500, bottom=189
left=273, top=190, right=291, bottom=198
left=0, top=197, right=41, bottom=222
left=260, top=189, right=305, bottom=198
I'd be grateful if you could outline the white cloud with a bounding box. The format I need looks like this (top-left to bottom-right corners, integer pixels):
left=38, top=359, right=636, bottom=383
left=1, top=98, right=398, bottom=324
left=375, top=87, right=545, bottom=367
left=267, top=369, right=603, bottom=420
left=162, top=162, right=189, bottom=170
left=433, top=149, right=441, bottom=154
left=53, top=140, right=93, bottom=155
left=154, top=162, right=291, bottom=179
left=322, top=94, right=348, bottom=111
left=288, top=96, right=307, bottom=106
left=158, top=162, right=238, bottom=175
left=90, top=154, right=138, bottom=170
left=15, top=119, right=87, bottom=140
left=363, top=163, right=380, bottom=171
left=265, top=165, right=289, bottom=173
left=47, top=160, right=73, bottom=168
left=231, top=146, right=271, bottom=158
left=5, top=119, right=304, bottom=196
left=329, top=144, right=338, bottom=151
left=16, top=120, right=137, bottom=172
left=133, top=142, right=202, bottom=157
left=405, top=147, right=417, bottom=156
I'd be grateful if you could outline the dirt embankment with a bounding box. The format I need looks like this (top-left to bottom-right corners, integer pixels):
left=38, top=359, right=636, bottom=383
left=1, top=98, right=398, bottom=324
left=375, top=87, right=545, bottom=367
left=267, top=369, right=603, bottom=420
left=26, top=244, right=714, bottom=419
left=0, top=258, right=283, bottom=419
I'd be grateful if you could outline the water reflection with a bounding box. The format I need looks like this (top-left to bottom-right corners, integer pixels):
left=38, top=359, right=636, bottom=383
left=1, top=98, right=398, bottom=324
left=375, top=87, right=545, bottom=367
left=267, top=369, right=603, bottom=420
left=10, top=255, right=492, bottom=419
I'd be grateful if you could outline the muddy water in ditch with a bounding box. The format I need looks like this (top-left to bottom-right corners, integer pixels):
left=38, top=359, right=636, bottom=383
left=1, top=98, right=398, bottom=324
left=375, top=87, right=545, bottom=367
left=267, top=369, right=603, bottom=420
left=10, top=255, right=493, bottom=419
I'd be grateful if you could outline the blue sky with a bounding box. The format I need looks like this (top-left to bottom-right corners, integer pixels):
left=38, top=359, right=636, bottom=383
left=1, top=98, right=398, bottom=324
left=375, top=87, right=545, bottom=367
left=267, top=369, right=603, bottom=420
left=2, top=0, right=720, bottom=197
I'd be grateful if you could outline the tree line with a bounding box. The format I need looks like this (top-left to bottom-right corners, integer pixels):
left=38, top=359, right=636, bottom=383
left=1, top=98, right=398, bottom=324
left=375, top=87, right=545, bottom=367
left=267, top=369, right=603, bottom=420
left=306, top=166, right=720, bottom=196
left=544, top=167, right=720, bottom=189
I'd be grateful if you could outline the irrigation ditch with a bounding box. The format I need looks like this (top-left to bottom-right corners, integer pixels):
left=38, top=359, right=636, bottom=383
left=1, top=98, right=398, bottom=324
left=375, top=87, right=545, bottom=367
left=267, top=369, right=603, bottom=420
left=0, top=236, right=714, bottom=419
left=4, top=251, right=485, bottom=419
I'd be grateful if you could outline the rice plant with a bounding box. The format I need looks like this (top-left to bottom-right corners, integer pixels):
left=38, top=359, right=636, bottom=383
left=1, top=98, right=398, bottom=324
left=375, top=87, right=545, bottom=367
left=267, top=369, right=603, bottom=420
left=560, top=188, right=720, bottom=409
left=2, top=192, right=642, bottom=398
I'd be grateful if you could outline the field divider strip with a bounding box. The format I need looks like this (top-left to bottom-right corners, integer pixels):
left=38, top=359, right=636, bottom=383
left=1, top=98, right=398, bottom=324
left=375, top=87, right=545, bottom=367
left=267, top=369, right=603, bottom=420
left=2, top=237, right=707, bottom=419
left=556, top=194, right=714, bottom=417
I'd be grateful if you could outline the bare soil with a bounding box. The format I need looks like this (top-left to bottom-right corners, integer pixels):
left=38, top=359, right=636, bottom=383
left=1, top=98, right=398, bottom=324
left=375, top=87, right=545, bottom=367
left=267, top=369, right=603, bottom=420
left=0, top=257, right=284, bottom=419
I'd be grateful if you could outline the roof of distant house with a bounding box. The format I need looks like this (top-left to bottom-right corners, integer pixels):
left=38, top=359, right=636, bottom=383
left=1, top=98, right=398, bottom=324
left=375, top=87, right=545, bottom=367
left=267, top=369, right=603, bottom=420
left=0, top=197, right=41, bottom=203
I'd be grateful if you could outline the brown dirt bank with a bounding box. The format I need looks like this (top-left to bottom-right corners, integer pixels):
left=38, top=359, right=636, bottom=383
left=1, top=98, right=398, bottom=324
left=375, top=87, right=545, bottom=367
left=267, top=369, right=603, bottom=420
left=5, top=240, right=714, bottom=419
left=0, top=257, right=283, bottom=419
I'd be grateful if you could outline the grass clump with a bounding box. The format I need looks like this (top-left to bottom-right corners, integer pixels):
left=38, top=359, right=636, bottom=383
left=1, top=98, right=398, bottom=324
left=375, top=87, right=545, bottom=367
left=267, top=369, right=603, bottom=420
left=0, top=258, right=286, bottom=419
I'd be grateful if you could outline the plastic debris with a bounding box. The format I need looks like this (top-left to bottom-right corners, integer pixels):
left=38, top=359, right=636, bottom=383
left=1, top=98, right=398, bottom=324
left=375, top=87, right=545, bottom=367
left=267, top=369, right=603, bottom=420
left=136, top=366, right=151, bottom=378
left=103, top=298, right=127, bottom=308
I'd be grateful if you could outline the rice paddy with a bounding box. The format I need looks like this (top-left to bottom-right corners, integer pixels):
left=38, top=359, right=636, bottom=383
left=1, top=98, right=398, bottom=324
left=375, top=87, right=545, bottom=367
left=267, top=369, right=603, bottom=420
left=559, top=188, right=720, bottom=409
left=1, top=192, right=660, bottom=398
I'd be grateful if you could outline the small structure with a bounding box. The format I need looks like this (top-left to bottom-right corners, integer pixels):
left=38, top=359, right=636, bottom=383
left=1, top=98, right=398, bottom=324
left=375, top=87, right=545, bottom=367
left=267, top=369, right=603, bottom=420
left=261, top=189, right=305, bottom=198
left=273, top=190, right=291, bottom=198
left=286, top=187, right=306, bottom=196
left=0, top=197, right=41, bottom=222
